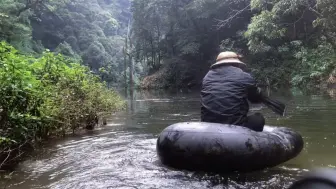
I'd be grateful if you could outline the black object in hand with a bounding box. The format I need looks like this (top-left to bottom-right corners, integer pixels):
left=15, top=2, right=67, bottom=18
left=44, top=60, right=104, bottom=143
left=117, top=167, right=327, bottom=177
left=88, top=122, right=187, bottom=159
left=260, top=93, right=286, bottom=116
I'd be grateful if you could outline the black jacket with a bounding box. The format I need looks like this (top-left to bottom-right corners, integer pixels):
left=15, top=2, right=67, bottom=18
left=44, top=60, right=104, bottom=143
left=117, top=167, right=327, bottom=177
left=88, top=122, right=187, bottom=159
left=200, top=65, right=263, bottom=125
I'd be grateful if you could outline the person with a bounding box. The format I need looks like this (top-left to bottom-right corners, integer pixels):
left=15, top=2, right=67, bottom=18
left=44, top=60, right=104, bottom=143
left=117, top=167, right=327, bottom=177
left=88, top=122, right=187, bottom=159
left=200, top=51, right=265, bottom=132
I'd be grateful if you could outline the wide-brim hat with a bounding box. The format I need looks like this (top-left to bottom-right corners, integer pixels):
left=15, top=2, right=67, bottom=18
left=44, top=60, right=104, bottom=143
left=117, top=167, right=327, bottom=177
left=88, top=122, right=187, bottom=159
left=211, top=51, right=246, bottom=68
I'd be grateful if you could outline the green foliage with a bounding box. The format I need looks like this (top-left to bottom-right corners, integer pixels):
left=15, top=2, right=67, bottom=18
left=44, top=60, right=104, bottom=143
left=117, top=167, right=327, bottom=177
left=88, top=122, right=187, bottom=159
left=0, top=0, right=36, bottom=53
left=292, top=38, right=336, bottom=87
left=245, top=0, right=336, bottom=88
left=33, top=0, right=133, bottom=85
left=245, top=10, right=287, bottom=53
left=0, top=42, right=125, bottom=169
left=54, top=42, right=80, bottom=60
left=132, top=0, right=252, bottom=88
left=0, top=0, right=133, bottom=87
left=1, top=0, right=336, bottom=90
left=131, top=0, right=336, bottom=89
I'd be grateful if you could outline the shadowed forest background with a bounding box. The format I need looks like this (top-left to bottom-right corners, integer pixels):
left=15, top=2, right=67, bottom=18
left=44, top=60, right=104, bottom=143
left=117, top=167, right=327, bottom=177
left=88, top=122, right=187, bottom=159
left=2, top=0, right=336, bottom=90
left=1, top=0, right=336, bottom=170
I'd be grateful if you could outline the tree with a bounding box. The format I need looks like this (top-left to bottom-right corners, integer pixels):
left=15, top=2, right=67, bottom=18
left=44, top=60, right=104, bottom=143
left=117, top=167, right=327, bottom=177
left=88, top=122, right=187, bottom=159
left=245, top=0, right=336, bottom=87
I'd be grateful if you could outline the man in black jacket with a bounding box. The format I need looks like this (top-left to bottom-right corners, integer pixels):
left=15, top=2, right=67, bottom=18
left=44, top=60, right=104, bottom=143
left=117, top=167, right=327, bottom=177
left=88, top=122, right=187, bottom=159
left=201, top=51, right=265, bottom=132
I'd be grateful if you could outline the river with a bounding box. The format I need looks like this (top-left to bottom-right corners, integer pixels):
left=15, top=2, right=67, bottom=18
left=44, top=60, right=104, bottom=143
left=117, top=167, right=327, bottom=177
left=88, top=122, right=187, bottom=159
left=1, top=88, right=336, bottom=189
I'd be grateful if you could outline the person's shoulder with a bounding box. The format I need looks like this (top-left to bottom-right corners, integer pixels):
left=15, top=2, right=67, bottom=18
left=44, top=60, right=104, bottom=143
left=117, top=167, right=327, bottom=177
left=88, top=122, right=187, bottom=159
left=202, top=69, right=215, bottom=83
left=241, top=70, right=254, bottom=79
left=238, top=70, right=258, bottom=85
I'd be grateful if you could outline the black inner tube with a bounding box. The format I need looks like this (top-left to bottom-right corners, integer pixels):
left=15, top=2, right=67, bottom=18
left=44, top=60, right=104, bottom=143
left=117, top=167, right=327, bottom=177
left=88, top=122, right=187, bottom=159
left=157, top=122, right=304, bottom=173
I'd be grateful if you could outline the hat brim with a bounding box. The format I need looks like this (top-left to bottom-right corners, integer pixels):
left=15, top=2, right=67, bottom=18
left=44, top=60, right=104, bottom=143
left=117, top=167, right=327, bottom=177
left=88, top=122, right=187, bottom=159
left=211, top=58, right=246, bottom=68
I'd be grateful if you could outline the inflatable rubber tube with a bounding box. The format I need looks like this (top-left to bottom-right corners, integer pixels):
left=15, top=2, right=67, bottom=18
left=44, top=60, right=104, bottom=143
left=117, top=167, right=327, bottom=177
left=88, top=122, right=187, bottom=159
left=156, top=122, right=304, bottom=173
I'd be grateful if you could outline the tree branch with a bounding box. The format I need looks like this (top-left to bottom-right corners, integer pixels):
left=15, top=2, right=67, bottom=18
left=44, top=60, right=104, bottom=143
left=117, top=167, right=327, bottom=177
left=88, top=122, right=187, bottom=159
left=215, top=4, right=251, bottom=29
left=0, top=140, right=29, bottom=169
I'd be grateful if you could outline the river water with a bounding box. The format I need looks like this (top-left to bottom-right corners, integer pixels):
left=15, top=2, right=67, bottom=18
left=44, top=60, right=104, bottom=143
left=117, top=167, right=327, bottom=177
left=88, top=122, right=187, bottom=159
left=1, top=88, right=336, bottom=189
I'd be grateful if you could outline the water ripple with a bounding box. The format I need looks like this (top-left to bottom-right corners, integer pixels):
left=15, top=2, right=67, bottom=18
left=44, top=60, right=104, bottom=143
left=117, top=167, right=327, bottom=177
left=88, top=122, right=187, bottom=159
left=3, top=90, right=336, bottom=189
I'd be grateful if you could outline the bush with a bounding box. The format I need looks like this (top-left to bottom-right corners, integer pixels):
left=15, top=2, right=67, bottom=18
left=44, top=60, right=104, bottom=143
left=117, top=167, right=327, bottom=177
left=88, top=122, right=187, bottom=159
left=0, top=42, right=125, bottom=169
left=291, top=39, right=336, bottom=87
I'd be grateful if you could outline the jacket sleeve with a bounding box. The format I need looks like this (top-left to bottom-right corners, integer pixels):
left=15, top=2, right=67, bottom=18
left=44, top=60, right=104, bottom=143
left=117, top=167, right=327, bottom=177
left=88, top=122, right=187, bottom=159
left=243, top=73, right=264, bottom=103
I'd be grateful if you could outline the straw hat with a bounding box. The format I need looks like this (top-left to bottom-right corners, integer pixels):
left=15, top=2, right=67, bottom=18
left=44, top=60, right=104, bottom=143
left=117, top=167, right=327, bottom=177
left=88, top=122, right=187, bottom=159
left=211, top=51, right=246, bottom=68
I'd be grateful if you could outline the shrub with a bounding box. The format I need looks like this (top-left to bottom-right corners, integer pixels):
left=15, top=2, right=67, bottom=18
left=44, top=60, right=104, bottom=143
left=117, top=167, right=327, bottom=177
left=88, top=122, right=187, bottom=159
left=0, top=42, right=125, bottom=169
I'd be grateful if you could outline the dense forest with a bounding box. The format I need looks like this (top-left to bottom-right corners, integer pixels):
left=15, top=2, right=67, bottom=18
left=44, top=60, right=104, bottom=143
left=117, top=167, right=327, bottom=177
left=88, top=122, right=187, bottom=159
left=1, top=0, right=336, bottom=170
left=0, top=0, right=139, bottom=86
left=0, top=0, right=130, bottom=170
left=2, top=0, right=335, bottom=90
left=131, top=0, right=336, bottom=89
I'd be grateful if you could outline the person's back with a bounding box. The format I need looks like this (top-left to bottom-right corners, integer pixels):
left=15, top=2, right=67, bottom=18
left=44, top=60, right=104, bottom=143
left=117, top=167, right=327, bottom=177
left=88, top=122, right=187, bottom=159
left=201, top=65, right=252, bottom=123
left=200, top=51, right=265, bottom=132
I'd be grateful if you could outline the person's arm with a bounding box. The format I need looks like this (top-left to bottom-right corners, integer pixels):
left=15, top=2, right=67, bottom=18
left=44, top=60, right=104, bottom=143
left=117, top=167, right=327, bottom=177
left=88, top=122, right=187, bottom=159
left=247, top=85, right=263, bottom=103
left=243, top=73, right=264, bottom=104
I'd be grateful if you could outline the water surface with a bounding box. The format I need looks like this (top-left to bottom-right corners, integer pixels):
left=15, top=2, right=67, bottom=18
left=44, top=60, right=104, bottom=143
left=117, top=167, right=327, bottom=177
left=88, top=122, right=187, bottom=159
left=2, top=89, right=336, bottom=189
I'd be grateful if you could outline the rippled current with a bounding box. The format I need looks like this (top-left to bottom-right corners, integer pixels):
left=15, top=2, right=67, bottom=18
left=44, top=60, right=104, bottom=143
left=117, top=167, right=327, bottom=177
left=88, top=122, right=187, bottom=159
left=2, top=89, right=336, bottom=189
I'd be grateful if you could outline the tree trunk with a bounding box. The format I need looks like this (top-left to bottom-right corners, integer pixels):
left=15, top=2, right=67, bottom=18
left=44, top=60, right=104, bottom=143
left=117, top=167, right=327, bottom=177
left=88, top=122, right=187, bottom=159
left=129, top=37, right=134, bottom=91
left=123, top=40, right=128, bottom=89
left=124, top=19, right=131, bottom=89
left=126, top=18, right=134, bottom=92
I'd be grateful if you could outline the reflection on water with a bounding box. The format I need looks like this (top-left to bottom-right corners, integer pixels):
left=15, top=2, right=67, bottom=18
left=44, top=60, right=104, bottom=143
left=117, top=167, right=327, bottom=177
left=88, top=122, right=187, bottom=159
left=2, top=88, right=336, bottom=189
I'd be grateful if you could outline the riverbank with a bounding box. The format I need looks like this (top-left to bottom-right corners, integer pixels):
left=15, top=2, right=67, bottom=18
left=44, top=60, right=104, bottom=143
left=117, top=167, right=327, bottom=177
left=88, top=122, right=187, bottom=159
left=140, top=65, right=336, bottom=91
left=0, top=42, right=126, bottom=171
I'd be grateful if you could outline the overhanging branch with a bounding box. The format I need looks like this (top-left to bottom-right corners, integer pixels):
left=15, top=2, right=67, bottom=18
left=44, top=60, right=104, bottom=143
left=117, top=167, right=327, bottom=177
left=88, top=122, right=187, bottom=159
left=215, top=4, right=251, bottom=29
